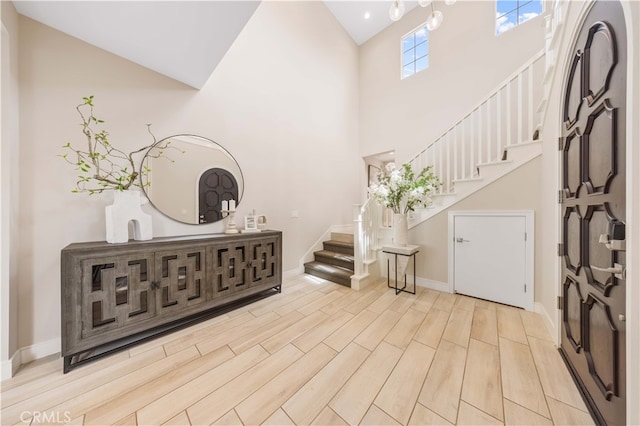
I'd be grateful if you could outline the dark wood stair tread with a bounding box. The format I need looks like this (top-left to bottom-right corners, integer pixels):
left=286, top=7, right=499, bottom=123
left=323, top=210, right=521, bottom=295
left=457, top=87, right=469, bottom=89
left=304, top=261, right=352, bottom=287
left=314, top=250, right=354, bottom=270
left=324, top=240, right=354, bottom=248
left=322, top=240, right=354, bottom=255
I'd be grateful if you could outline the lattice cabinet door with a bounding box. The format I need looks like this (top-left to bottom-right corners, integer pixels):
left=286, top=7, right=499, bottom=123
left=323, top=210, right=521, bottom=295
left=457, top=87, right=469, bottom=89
left=80, top=254, right=155, bottom=339
left=248, top=236, right=281, bottom=288
left=209, top=241, right=251, bottom=298
left=62, top=231, right=282, bottom=372
left=154, top=247, right=208, bottom=314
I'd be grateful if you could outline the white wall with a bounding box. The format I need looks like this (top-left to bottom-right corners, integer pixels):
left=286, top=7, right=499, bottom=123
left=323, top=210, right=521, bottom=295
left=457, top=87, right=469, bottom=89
left=359, top=0, right=546, bottom=163
left=1, top=0, right=21, bottom=378
left=15, top=1, right=359, bottom=355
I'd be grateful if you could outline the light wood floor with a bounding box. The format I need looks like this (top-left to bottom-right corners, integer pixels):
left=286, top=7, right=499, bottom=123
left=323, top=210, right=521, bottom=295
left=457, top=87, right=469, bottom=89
left=1, top=274, right=594, bottom=426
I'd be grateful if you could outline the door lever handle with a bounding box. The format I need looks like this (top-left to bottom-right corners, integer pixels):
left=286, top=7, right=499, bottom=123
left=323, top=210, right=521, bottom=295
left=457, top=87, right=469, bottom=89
left=591, top=263, right=626, bottom=280
left=598, top=234, right=626, bottom=251
left=456, top=237, right=470, bottom=243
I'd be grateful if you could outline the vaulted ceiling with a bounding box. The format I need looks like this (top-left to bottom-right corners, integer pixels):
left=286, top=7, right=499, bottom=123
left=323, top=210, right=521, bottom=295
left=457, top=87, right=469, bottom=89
left=12, top=1, right=419, bottom=89
left=324, top=0, right=418, bottom=44
left=12, top=1, right=261, bottom=89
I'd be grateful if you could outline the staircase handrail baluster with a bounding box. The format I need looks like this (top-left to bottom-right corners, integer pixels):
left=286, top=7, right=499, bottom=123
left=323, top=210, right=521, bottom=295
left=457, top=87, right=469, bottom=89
left=409, top=49, right=545, bottom=165
left=408, top=50, right=545, bottom=196
left=353, top=197, right=379, bottom=279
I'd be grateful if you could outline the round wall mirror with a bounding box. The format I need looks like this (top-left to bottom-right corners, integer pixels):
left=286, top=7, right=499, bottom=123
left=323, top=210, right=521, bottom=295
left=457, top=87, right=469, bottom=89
left=140, top=134, right=244, bottom=224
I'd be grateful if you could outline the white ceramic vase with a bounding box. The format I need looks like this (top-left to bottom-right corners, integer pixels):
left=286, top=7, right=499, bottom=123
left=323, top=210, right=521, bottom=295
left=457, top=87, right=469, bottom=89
left=393, top=213, right=408, bottom=246
left=105, top=190, right=152, bottom=243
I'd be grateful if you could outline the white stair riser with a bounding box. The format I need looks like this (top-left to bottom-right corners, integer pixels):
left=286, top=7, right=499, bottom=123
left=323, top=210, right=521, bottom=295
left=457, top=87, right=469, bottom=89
left=431, top=193, right=458, bottom=206
left=504, top=142, right=542, bottom=161
left=476, top=161, right=514, bottom=180
left=452, top=179, right=484, bottom=194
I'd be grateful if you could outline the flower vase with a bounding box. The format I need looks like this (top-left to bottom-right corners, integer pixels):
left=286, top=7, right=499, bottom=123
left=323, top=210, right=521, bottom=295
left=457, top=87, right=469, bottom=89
left=105, top=190, right=152, bottom=243
left=393, top=213, right=408, bottom=246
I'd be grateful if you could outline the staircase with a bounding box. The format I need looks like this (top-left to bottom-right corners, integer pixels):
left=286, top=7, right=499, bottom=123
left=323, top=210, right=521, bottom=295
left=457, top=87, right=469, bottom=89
left=315, top=10, right=567, bottom=290
left=304, top=233, right=354, bottom=287
left=348, top=48, right=549, bottom=290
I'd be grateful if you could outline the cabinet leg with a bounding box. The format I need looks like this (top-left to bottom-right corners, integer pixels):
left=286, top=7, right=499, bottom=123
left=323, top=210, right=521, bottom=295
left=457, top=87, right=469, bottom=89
left=63, top=356, right=72, bottom=374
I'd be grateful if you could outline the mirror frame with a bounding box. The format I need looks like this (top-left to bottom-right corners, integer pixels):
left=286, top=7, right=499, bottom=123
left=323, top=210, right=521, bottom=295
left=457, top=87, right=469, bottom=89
left=140, top=134, right=244, bottom=225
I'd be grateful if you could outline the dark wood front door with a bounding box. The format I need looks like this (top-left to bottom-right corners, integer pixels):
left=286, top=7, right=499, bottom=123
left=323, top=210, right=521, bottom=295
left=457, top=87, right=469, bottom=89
left=559, top=1, right=626, bottom=424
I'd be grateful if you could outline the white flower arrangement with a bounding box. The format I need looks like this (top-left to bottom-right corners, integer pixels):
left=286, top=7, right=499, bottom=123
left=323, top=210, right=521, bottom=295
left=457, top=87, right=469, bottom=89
left=369, top=163, right=441, bottom=214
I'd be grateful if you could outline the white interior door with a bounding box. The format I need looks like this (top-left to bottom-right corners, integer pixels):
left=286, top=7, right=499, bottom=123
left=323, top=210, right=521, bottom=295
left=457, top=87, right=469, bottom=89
left=452, top=213, right=532, bottom=310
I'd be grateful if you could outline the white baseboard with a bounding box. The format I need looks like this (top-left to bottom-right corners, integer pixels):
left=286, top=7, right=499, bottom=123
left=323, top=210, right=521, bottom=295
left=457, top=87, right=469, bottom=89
left=535, top=301, right=558, bottom=345
left=1, top=349, right=21, bottom=380
left=411, top=276, right=451, bottom=293
left=20, top=338, right=60, bottom=364
left=0, top=338, right=59, bottom=379
left=283, top=267, right=303, bottom=281
left=1, top=359, right=13, bottom=380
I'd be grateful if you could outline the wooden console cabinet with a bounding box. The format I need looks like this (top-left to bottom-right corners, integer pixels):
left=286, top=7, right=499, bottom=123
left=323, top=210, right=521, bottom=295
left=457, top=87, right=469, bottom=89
left=61, top=231, right=282, bottom=372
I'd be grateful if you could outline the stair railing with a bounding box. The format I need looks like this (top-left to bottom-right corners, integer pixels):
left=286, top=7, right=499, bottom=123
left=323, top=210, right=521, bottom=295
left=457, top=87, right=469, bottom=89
left=353, top=198, right=379, bottom=278
left=353, top=51, right=546, bottom=283
left=408, top=49, right=545, bottom=195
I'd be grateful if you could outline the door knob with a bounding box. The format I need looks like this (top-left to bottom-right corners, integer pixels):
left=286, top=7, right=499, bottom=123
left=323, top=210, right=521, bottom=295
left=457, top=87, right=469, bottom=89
left=591, top=263, right=626, bottom=280
left=456, top=237, right=470, bottom=243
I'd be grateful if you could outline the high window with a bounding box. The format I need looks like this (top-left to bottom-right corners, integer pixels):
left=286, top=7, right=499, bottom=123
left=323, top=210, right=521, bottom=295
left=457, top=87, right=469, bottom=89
left=401, top=24, right=428, bottom=79
left=496, top=0, right=543, bottom=35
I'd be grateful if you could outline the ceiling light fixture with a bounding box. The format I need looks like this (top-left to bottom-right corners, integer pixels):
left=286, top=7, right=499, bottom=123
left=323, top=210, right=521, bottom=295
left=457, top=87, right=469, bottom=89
left=389, top=0, right=405, bottom=22
left=364, top=11, right=371, bottom=20
left=414, top=0, right=456, bottom=30
left=425, top=2, right=443, bottom=30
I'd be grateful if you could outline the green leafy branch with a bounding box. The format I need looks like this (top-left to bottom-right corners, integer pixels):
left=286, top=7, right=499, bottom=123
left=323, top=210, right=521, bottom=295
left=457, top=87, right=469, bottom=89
left=60, top=96, right=181, bottom=195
